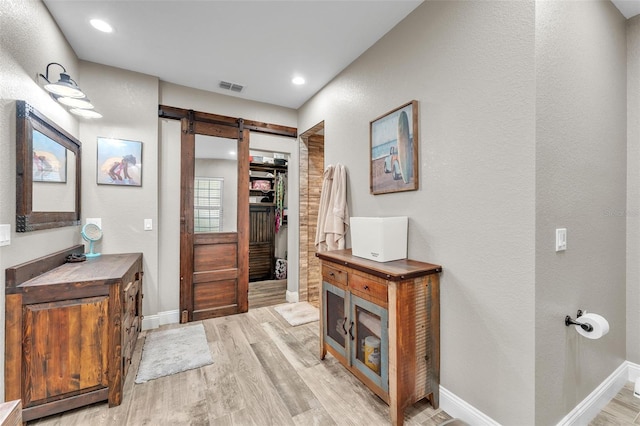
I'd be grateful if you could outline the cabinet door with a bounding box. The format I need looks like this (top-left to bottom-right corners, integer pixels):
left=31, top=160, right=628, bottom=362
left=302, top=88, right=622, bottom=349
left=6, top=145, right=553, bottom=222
left=350, top=294, right=389, bottom=393
left=322, top=281, right=348, bottom=359
left=23, top=296, right=109, bottom=406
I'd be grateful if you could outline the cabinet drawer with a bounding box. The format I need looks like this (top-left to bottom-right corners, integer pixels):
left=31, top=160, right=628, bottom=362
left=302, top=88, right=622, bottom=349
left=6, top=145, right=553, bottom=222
left=322, top=264, right=348, bottom=287
left=350, top=274, right=387, bottom=304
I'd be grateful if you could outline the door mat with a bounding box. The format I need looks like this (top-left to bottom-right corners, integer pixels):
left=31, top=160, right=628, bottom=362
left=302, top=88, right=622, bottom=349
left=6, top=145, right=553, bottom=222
left=274, top=302, right=319, bottom=326
left=135, top=323, right=213, bottom=384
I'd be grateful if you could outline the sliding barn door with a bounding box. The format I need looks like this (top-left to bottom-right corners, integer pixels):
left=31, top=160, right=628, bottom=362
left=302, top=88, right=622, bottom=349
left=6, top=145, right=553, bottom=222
left=180, top=118, right=249, bottom=322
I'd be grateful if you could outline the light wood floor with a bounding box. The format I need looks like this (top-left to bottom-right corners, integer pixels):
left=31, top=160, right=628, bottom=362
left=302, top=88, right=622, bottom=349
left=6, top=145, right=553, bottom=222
left=29, top=306, right=451, bottom=425
left=590, top=382, right=640, bottom=425
left=248, top=279, right=287, bottom=309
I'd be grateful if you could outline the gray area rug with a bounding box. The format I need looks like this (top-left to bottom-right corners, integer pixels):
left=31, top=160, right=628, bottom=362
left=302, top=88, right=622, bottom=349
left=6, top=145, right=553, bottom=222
left=274, top=302, right=319, bottom=326
left=135, top=323, right=213, bottom=384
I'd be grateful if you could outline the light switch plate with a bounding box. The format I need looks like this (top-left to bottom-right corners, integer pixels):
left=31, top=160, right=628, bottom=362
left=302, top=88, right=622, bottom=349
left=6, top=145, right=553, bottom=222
left=0, top=224, right=10, bottom=246
left=144, top=218, right=152, bottom=231
left=556, top=228, right=567, bottom=252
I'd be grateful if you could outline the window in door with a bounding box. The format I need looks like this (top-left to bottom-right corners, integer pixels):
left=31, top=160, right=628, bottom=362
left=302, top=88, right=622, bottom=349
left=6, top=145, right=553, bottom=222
left=194, top=177, right=223, bottom=232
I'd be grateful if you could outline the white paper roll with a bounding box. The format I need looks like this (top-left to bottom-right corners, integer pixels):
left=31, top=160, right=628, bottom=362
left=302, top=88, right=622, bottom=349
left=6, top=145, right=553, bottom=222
left=575, top=313, right=609, bottom=339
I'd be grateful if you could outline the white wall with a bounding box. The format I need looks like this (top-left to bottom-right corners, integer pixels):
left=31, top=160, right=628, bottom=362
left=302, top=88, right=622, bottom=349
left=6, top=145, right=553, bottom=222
left=298, top=1, right=536, bottom=423
left=535, top=2, right=627, bottom=424
left=77, top=61, right=160, bottom=321
left=627, top=15, right=640, bottom=366
left=0, top=0, right=82, bottom=402
left=158, top=82, right=298, bottom=315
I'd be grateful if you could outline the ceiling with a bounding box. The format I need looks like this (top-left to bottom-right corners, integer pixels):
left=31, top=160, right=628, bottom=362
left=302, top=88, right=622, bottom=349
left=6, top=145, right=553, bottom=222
left=43, top=0, right=423, bottom=110
left=42, top=0, right=640, bottom=111
left=611, top=0, right=640, bottom=18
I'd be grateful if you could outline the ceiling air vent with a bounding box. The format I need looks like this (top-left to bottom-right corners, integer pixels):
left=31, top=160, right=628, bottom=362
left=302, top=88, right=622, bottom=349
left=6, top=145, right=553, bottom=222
left=219, top=80, right=244, bottom=93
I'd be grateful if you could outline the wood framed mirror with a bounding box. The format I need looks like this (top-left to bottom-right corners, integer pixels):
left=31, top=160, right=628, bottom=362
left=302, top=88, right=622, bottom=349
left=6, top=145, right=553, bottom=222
left=16, top=100, right=81, bottom=232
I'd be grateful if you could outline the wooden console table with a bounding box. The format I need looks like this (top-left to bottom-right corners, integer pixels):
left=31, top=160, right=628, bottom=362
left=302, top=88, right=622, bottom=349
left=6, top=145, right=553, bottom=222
left=317, top=249, right=442, bottom=426
left=5, top=245, right=143, bottom=422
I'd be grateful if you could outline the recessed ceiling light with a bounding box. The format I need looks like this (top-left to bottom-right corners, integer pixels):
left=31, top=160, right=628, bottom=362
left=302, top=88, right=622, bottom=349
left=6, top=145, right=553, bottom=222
left=292, top=76, right=305, bottom=85
left=90, top=19, right=113, bottom=33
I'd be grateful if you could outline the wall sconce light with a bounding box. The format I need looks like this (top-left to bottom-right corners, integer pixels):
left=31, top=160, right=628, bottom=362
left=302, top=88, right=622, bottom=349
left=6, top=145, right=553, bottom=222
left=38, top=62, right=102, bottom=118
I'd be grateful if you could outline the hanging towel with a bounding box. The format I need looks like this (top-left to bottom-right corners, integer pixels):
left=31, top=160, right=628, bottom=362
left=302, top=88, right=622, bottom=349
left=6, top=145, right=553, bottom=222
left=315, top=163, right=349, bottom=252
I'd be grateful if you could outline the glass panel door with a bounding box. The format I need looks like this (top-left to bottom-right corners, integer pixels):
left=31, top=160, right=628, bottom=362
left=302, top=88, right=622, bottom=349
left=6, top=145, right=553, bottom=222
left=323, top=281, right=347, bottom=358
left=351, top=294, right=388, bottom=392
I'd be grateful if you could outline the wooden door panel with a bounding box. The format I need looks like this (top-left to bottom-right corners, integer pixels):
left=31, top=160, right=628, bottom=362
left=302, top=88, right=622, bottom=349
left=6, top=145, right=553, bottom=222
left=193, top=280, right=237, bottom=311
left=194, top=244, right=238, bottom=271
left=23, top=296, right=108, bottom=405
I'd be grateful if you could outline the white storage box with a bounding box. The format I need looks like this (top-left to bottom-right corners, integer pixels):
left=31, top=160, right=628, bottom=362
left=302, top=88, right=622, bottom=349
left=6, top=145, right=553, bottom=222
left=350, top=216, right=408, bottom=262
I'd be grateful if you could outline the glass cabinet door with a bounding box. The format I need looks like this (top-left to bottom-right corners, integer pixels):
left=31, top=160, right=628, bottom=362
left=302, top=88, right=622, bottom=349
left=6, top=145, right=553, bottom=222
left=350, top=294, right=388, bottom=392
left=322, top=281, right=347, bottom=358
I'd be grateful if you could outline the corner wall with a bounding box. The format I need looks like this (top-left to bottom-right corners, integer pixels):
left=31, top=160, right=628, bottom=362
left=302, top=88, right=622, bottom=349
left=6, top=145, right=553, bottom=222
left=535, top=1, right=627, bottom=424
left=627, top=15, right=640, bottom=365
left=297, top=1, right=536, bottom=423
left=0, top=0, right=82, bottom=402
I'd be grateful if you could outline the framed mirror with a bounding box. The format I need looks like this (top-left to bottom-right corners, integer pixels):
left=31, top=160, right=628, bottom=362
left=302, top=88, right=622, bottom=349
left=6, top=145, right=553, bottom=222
left=16, top=100, right=81, bottom=232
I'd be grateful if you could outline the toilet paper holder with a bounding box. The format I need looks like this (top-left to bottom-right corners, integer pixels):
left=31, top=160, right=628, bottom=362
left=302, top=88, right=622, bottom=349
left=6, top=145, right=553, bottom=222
left=565, top=310, right=594, bottom=332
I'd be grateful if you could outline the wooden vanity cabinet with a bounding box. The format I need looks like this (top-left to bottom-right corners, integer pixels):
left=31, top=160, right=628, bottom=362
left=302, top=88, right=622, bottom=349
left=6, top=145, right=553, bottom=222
left=5, top=246, right=143, bottom=422
left=317, top=249, right=442, bottom=426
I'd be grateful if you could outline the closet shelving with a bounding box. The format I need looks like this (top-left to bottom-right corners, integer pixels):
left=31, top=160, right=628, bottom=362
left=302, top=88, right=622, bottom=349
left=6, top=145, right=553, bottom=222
left=248, top=161, right=287, bottom=281
left=249, top=162, right=287, bottom=206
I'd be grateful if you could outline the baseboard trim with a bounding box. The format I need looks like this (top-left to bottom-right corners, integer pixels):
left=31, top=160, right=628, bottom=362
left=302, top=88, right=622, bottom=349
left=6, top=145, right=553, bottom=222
left=286, top=290, right=299, bottom=303
left=439, top=386, right=500, bottom=425
left=557, top=360, right=631, bottom=425
left=141, top=309, right=180, bottom=330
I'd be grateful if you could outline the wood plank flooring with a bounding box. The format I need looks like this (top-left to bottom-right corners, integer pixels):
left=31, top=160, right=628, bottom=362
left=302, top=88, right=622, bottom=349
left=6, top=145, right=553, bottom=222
left=590, top=382, right=640, bottom=425
left=28, top=306, right=451, bottom=425
left=248, top=279, right=287, bottom=309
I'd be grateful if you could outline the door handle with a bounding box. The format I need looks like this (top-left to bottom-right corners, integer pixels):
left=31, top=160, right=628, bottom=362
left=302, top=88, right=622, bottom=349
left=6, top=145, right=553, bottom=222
left=348, top=321, right=355, bottom=341
left=342, top=317, right=347, bottom=335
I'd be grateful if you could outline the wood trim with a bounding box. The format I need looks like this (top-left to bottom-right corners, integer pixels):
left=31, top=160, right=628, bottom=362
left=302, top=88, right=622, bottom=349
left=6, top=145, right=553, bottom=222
left=5, top=294, right=22, bottom=402
left=108, top=282, right=122, bottom=406
left=427, top=274, right=440, bottom=409
left=316, top=249, right=442, bottom=282
left=194, top=232, right=237, bottom=245
left=237, top=128, right=250, bottom=313
left=5, top=245, right=84, bottom=288
left=192, top=305, right=239, bottom=321
left=22, top=389, right=108, bottom=422
left=158, top=105, right=297, bottom=138
left=180, top=119, right=195, bottom=323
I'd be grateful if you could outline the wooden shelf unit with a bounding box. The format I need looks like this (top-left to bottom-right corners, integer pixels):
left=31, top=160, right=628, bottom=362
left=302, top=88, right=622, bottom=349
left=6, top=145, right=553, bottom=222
left=316, top=249, right=442, bottom=426
left=5, top=246, right=143, bottom=422
left=249, top=162, right=287, bottom=281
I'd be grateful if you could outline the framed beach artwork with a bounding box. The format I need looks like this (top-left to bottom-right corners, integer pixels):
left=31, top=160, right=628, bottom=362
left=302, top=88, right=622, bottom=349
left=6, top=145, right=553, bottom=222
left=32, top=129, right=67, bottom=183
left=370, top=100, right=419, bottom=195
left=97, top=137, right=142, bottom=186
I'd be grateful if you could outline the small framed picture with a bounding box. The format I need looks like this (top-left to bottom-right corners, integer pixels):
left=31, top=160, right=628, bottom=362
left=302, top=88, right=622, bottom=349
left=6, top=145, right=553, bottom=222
left=97, top=137, right=142, bottom=186
left=370, top=100, right=419, bottom=195
left=32, top=129, right=67, bottom=183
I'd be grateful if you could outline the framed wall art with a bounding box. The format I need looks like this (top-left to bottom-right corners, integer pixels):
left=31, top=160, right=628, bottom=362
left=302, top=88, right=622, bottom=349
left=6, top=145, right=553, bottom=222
left=97, top=137, right=142, bottom=186
left=370, top=100, right=419, bottom=195
left=32, top=130, right=67, bottom=183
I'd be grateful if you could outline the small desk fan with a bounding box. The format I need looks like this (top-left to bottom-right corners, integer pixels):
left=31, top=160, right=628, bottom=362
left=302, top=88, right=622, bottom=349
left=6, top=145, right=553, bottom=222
left=81, top=223, right=103, bottom=258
